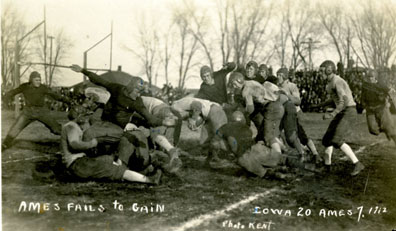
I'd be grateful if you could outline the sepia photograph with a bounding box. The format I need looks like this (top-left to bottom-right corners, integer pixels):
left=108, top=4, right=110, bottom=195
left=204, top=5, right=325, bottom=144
left=1, top=0, right=396, bottom=230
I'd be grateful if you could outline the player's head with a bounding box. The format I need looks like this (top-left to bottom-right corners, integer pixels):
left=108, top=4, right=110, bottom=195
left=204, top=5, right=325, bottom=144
left=200, top=65, right=214, bottom=85
left=158, top=106, right=177, bottom=121
left=229, top=72, right=245, bottom=90
left=258, top=64, right=268, bottom=78
left=68, top=105, right=90, bottom=125
left=319, top=60, right=336, bottom=78
left=83, top=87, right=110, bottom=111
left=245, top=61, right=258, bottom=79
left=29, top=71, right=41, bottom=87
left=231, top=111, right=246, bottom=124
left=187, top=115, right=204, bottom=131
left=367, top=70, right=378, bottom=83
left=276, top=67, right=288, bottom=84
left=125, top=77, right=144, bottom=100
left=190, top=100, right=203, bottom=117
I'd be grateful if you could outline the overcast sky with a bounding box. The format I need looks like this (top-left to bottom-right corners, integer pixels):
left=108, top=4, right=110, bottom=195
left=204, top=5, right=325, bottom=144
left=5, top=0, right=184, bottom=87
left=3, top=0, right=396, bottom=88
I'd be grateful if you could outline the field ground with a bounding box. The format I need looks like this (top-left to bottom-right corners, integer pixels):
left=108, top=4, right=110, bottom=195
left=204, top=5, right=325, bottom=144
left=2, top=110, right=396, bottom=231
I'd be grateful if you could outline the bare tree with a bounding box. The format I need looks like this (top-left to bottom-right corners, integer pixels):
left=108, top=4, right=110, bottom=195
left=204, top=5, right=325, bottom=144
left=1, top=3, right=32, bottom=89
left=159, top=23, right=176, bottom=85
left=273, top=8, right=290, bottom=68
left=126, top=13, right=160, bottom=87
left=171, top=4, right=199, bottom=89
left=284, top=0, right=322, bottom=70
left=181, top=0, right=215, bottom=70
left=316, top=1, right=355, bottom=68
left=228, top=0, right=272, bottom=65
left=351, top=0, right=396, bottom=69
left=216, top=0, right=232, bottom=64
left=35, top=29, right=73, bottom=86
left=317, top=2, right=344, bottom=64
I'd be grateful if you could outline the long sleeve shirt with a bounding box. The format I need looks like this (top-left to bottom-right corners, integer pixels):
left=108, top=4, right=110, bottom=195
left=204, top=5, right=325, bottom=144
left=279, top=80, right=301, bottom=106
left=326, top=75, right=356, bottom=115
left=81, top=69, right=162, bottom=128
left=172, top=97, right=219, bottom=119
left=241, top=81, right=280, bottom=114
left=196, top=63, right=236, bottom=104
left=361, top=81, right=389, bottom=109
left=4, top=83, right=69, bottom=107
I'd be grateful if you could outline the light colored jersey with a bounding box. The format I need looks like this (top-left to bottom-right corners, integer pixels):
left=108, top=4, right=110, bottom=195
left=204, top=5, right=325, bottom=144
left=279, top=80, right=301, bottom=111
left=85, top=87, right=111, bottom=104
left=141, top=96, right=166, bottom=115
left=242, top=81, right=279, bottom=106
left=326, top=75, right=356, bottom=114
left=61, top=121, right=86, bottom=167
left=172, top=97, right=219, bottom=118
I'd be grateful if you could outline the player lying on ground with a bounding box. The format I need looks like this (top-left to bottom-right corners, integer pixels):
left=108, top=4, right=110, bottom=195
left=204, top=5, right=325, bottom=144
left=213, top=111, right=315, bottom=178
left=79, top=86, right=182, bottom=174
left=2, top=71, right=70, bottom=151
left=213, top=111, right=283, bottom=177
left=70, top=64, right=181, bottom=172
left=61, top=105, right=162, bottom=184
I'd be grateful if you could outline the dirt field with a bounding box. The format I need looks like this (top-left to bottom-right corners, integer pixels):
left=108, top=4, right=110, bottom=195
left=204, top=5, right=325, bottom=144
left=2, top=110, right=396, bottom=231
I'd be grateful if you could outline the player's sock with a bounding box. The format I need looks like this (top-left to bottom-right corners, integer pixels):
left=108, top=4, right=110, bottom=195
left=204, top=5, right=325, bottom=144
left=271, top=142, right=282, bottom=155
left=324, top=146, right=333, bottom=165
left=275, top=137, right=288, bottom=152
left=122, top=170, right=153, bottom=183
left=340, top=143, right=358, bottom=164
left=154, top=135, right=174, bottom=152
left=307, top=139, right=319, bottom=155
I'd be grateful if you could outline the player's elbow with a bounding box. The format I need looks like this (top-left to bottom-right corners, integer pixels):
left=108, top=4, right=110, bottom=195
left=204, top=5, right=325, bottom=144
left=246, top=104, right=254, bottom=114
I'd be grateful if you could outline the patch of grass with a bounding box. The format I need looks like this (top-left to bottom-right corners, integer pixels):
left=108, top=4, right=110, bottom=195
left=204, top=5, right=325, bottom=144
left=2, top=111, right=396, bottom=231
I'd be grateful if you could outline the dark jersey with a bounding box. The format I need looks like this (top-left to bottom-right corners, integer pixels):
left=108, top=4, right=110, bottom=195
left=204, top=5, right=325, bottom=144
left=196, top=63, right=236, bottom=104
left=244, top=75, right=266, bottom=84
left=4, top=83, right=67, bottom=107
left=81, top=69, right=162, bottom=128
left=218, top=122, right=254, bottom=157
left=361, top=82, right=389, bottom=108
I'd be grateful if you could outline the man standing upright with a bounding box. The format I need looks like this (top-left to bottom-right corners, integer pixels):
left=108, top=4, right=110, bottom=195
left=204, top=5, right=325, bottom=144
left=318, top=60, right=364, bottom=176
